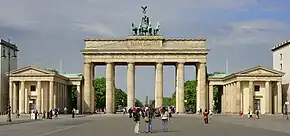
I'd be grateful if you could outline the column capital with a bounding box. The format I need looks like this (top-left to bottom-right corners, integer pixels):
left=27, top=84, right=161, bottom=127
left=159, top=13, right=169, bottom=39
left=156, top=62, right=163, bottom=64
left=127, top=62, right=135, bottom=64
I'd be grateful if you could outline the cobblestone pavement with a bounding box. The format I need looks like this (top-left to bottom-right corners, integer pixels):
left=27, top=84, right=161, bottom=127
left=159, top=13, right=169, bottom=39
left=0, top=114, right=290, bottom=136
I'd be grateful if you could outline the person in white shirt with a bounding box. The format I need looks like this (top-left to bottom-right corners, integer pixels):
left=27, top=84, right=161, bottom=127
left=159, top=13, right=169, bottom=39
left=161, top=107, right=169, bottom=132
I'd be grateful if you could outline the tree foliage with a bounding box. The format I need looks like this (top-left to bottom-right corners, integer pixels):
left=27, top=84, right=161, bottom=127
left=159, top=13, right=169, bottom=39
left=171, top=80, right=197, bottom=110
left=46, top=69, right=59, bottom=74
left=93, top=77, right=143, bottom=110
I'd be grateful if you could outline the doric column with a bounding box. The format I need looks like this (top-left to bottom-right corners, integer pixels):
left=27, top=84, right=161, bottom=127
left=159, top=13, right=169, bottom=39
left=176, top=62, right=184, bottom=113
left=197, top=62, right=207, bottom=111
left=58, top=83, right=61, bottom=109
left=277, top=81, right=282, bottom=113
left=264, top=81, right=270, bottom=114
left=155, top=62, right=163, bottom=108
left=249, top=81, right=254, bottom=112
left=222, top=85, right=226, bottom=113
left=83, top=62, right=91, bottom=113
left=49, top=81, right=54, bottom=110
left=12, top=82, right=17, bottom=113
left=9, top=81, right=13, bottom=113
left=195, top=64, right=200, bottom=112
left=175, top=65, right=179, bottom=111
left=106, top=62, right=114, bottom=114
left=226, top=84, right=230, bottom=113
left=53, top=82, right=57, bottom=109
left=90, top=64, right=95, bottom=113
left=24, top=88, right=28, bottom=114
left=111, top=64, right=115, bottom=113
left=236, top=82, right=241, bottom=113
left=41, top=89, right=44, bottom=113
left=209, top=85, right=214, bottom=111
left=19, top=81, right=25, bottom=114
left=77, top=85, right=81, bottom=111
left=64, top=85, right=68, bottom=109
left=36, top=81, right=41, bottom=111
left=229, top=84, right=232, bottom=113
left=127, top=62, right=135, bottom=109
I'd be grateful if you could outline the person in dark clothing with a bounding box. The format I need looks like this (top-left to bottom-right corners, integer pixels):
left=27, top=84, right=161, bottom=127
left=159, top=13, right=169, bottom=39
left=128, top=108, right=133, bottom=118
left=133, top=108, right=140, bottom=134
left=203, top=109, right=209, bottom=124
left=145, top=107, right=154, bottom=133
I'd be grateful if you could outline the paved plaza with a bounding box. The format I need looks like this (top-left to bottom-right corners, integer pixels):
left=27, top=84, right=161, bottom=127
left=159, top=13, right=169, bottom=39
left=0, top=115, right=289, bottom=136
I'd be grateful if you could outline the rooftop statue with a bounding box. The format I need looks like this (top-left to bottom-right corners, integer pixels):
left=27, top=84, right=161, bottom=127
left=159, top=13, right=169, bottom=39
left=131, top=6, right=160, bottom=36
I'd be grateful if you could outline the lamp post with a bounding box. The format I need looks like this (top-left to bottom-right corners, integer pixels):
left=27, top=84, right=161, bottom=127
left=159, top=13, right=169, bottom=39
left=2, top=46, right=17, bottom=122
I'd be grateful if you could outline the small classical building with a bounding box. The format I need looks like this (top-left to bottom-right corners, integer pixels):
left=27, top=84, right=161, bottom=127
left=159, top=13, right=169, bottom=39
left=272, top=39, right=290, bottom=111
left=208, top=66, right=284, bottom=114
left=8, top=66, right=83, bottom=114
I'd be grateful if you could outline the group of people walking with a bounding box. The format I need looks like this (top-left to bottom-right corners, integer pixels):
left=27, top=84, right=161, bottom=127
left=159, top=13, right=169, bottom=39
left=130, top=106, right=170, bottom=134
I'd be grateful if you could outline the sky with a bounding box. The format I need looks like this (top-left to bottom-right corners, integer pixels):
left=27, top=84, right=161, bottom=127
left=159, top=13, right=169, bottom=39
left=0, top=0, right=290, bottom=101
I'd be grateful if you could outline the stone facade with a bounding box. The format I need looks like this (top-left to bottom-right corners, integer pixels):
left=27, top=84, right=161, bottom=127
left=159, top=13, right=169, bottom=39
left=8, top=66, right=82, bottom=114
left=82, top=36, right=209, bottom=113
left=208, top=66, right=284, bottom=114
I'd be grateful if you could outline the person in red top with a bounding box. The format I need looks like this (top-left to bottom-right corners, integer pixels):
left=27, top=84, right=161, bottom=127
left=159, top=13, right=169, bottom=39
left=203, top=109, right=209, bottom=124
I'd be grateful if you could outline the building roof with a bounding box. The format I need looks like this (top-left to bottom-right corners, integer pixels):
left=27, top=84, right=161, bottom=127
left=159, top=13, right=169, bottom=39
left=208, top=73, right=229, bottom=78
left=62, top=73, right=83, bottom=78
left=271, top=39, right=290, bottom=51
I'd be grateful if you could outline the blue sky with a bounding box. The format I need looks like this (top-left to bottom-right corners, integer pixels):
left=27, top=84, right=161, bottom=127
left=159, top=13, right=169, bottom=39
left=0, top=0, right=290, bottom=101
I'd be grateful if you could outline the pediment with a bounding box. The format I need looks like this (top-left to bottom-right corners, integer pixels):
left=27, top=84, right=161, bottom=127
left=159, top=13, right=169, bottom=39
left=10, top=66, right=55, bottom=75
left=236, top=66, right=284, bottom=76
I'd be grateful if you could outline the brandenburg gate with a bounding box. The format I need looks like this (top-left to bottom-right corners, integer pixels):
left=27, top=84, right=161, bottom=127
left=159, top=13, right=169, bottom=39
left=81, top=6, right=209, bottom=114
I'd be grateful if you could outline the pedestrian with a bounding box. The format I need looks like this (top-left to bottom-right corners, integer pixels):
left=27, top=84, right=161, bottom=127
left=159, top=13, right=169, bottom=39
left=72, top=108, right=75, bottom=118
left=133, top=108, right=140, bottom=134
left=256, top=110, right=260, bottom=119
left=145, top=107, right=154, bottom=133
left=161, top=107, right=169, bottom=132
left=203, top=109, right=209, bottom=124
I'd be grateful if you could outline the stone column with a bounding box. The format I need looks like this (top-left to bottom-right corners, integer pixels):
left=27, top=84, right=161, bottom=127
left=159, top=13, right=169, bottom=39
left=197, top=62, right=207, bottom=111
left=64, top=85, right=68, bottom=109
left=175, top=65, right=179, bottom=111
left=209, top=85, right=214, bottom=111
left=12, top=82, right=17, bottom=113
left=176, top=62, right=184, bottom=113
left=24, top=88, right=28, bottom=114
left=249, top=81, right=254, bottom=112
left=49, top=81, right=54, bottom=110
left=222, top=85, right=226, bottom=113
left=19, top=81, right=25, bottom=114
left=36, top=81, right=41, bottom=111
left=77, top=85, right=81, bottom=111
left=264, top=81, right=270, bottom=114
left=277, top=81, right=282, bottom=113
left=41, top=89, right=44, bottom=113
left=236, top=82, right=241, bottom=113
left=232, top=83, right=237, bottom=113
left=112, top=64, right=115, bottom=113
left=229, top=84, right=232, bottom=113
left=90, top=64, right=95, bottom=113
left=53, top=83, right=57, bottom=109
left=106, top=62, right=114, bottom=114
left=58, top=83, right=61, bottom=109
left=195, top=64, right=200, bottom=112
left=127, top=62, right=135, bottom=109
left=155, top=62, right=163, bottom=108
left=226, top=84, right=230, bottom=113
left=83, top=62, right=91, bottom=113
left=9, top=81, right=13, bottom=113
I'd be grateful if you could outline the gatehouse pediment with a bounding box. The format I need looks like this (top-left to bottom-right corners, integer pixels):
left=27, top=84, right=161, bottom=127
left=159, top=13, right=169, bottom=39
left=236, top=66, right=284, bottom=76
left=10, top=66, right=55, bottom=75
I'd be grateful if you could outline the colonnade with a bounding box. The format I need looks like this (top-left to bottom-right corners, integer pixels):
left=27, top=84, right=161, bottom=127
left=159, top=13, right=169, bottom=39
left=9, top=81, right=68, bottom=114
left=83, top=61, right=208, bottom=114
left=210, top=81, right=283, bottom=114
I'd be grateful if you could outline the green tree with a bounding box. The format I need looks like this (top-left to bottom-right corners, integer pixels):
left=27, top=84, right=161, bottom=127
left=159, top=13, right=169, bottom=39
left=71, top=86, right=77, bottom=108
left=163, top=97, right=172, bottom=106
left=171, top=80, right=197, bottom=111
left=93, top=77, right=143, bottom=110
left=46, top=69, right=59, bottom=74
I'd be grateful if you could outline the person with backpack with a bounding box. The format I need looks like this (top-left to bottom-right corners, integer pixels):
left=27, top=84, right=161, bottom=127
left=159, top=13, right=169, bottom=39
left=161, top=107, right=169, bottom=132
left=133, top=108, right=141, bottom=134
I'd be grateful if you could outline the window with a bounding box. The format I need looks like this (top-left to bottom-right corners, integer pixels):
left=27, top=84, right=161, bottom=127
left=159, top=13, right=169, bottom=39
left=30, top=85, right=36, bottom=92
left=280, top=63, right=283, bottom=70
left=280, top=53, right=283, bottom=60
left=254, top=85, right=260, bottom=92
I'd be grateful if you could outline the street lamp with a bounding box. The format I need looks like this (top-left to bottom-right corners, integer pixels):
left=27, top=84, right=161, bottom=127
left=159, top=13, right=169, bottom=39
left=2, top=45, right=17, bottom=122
